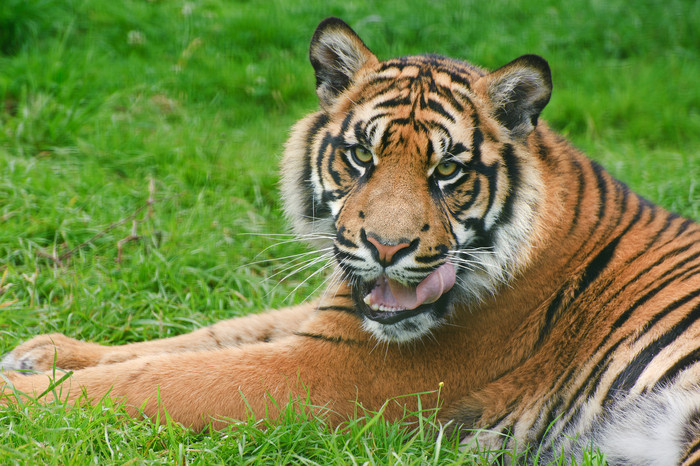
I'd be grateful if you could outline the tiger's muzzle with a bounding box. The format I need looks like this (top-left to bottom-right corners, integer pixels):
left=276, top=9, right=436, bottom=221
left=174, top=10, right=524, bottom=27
left=352, top=262, right=456, bottom=324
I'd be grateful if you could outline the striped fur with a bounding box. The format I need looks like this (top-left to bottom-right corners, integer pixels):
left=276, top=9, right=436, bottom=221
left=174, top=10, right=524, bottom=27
left=2, top=17, right=699, bottom=465
left=284, top=18, right=700, bottom=464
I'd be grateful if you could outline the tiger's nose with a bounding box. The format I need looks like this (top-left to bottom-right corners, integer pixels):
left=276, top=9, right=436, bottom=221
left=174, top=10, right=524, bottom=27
left=367, top=236, right=411, bottom=266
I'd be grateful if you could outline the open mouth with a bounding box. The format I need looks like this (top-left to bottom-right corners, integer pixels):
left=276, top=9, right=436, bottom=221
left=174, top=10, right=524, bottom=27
left=354, top=262, right=456, bottom=324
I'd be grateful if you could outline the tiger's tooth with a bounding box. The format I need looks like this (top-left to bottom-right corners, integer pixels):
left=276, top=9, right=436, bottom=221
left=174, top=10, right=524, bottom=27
left=363, top=292, right=406, bottom=312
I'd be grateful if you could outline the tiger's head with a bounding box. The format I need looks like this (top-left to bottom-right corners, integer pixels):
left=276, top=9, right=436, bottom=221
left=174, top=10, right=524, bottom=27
left=281, top=18, right=553, bottom=343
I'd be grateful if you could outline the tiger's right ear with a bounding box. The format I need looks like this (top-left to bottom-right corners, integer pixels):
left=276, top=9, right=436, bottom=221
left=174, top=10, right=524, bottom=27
left=309, top=18, right=378, bottom=109
left=481, top=55, right=552, bottom=140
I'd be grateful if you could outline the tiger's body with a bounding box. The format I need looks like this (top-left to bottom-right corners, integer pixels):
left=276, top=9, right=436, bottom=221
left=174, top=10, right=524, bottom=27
left=3, top=18, right=700, bottom=465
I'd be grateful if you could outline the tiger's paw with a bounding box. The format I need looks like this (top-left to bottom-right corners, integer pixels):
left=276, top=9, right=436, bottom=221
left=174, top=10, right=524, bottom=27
left=0, top=333, right=105, bottom=373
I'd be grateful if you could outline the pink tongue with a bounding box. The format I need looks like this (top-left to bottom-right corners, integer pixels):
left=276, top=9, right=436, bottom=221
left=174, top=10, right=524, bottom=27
left=367, top=263, right=456, bottom=310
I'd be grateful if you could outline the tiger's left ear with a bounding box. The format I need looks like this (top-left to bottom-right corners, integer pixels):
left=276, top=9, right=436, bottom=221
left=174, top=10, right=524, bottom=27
left=309, top=18, right=378, bottom=109
left=481, top=55, right=552, bottom=140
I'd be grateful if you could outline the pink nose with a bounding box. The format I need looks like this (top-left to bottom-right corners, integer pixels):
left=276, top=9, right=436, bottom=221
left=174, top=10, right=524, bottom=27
left=367, top=236, right=410, bottom=265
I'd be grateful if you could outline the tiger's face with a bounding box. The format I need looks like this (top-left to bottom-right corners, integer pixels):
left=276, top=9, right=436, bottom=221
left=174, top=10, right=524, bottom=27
left=282, top=18, right=552, bottom=342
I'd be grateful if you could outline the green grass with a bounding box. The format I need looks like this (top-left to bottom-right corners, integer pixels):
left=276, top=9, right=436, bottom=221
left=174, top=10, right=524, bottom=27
left=0, top=0, right=698, bottom=464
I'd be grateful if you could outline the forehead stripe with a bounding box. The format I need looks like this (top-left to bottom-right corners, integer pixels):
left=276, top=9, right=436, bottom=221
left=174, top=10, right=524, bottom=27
left=435, top=84, right=466, bottom=112
left=426, top=99, right=455, bottom=122
left=374, top=95, right=412, bottom=109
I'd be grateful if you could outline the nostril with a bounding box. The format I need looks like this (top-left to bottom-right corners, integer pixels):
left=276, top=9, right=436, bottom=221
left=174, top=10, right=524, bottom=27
left=367, top=236, right=410, bottom=266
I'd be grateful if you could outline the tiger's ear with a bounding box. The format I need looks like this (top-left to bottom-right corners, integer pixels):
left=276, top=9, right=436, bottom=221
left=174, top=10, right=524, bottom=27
left=309, top=17, right=378, bottom=109
left=483, top=55, right=552, bottom=140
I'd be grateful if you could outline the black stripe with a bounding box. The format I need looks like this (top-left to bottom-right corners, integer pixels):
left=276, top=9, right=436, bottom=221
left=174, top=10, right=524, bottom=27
left=335, top=226, right=357, bottom=248
left=634, top=287, right=700, bottom=344
left=294, top=332, right=360, bottom=345
left=452, top=89, right=476, bottom=112
left=677, top=218, right=696, bottom=237
left=559, top=159, right=616, bottom=276
left=414, top=246, right=449, bottom=264
left=451, top=142, right=469, bottom=155
left=446, top=178, right=478, bottom=211
left=443, top=69, right=473, bottom=90
left=678, top=431, right=700, bottom=465
left=577, top=160, right=611, bottom=251
left=578, top=235, right=621, bottom=290
left=339, top=108, right=355, bottom=134
left=603, top=302, right=700, bottom=406
left=301, top=113, right=330, bottom=221
left=374, top=95, right=412, bottom=109
left=680, top=267, right=700, bottom=282
left=378, top=119, right=404, bottom=152
left=334, top=248, right=363, bottom=263
left=353, top=121, right=367, bottom=147
left=316, top=305, right=355, bottom=312
left=554, top=338, right=626, bottom=437
left=427, top=99, right=455, bottom=122
left=363, top=112, right=390, bottom=143
left=610, top=255, right=700, bottom=333
left=567, top=159, right=586, bottom=235
left=534, top=289, right=567, bottom=350
left=471, top=123, right=483, bottom=162
left=589, top=246, right=700, bottom=350
left=469, top=130, right=502, bottom=225
left=423, top=120, right=452, bottom=143
left=532, top=129, right=554, bottom=167
left=590, top=161, right=610, bottom=222
left=638, top=240, right=697, bottom=278
left=655, top=345, right=700, bottom=388
left=435, top=84, right=465, bottom=112
left=534, top=235, right=621, bottom=349
left=377, top=59, right=412, bottom=72
left=403, top=265, right=441, bottom=274
left=533, top=393, right=563, bottom=444
left=461, top=217, right=491, bottom=250
left=494, top=144, right=520, bottom=227
left=320, top=131, right=346, bottom=189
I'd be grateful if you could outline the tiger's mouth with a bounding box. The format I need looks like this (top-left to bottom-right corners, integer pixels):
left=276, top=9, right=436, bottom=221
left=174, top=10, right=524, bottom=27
left=353, top=262, right=456, bottom=324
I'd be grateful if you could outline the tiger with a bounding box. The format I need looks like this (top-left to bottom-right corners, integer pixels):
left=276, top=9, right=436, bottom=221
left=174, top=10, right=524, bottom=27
left=2, top=17, right=700, bottom=465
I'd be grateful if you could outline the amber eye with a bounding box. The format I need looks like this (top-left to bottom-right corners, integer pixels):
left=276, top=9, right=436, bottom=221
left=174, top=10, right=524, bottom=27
left=436, top=160, right=459, bottom=178
left=351, top=146, right=373, bottom=165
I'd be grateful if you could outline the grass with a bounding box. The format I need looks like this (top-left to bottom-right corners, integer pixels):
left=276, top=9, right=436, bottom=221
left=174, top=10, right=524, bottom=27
left=0, top=0, right=698, bottom=464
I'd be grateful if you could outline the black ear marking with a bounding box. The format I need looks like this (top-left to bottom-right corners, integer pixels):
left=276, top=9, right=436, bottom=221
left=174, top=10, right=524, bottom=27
left=486, top=54, right=552, bottom=139
left=309, top=17, right=377, bottom=109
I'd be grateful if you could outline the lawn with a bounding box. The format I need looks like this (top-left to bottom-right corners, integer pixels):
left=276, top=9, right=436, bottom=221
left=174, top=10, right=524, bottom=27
left=1, top=0, right=698, bottom=464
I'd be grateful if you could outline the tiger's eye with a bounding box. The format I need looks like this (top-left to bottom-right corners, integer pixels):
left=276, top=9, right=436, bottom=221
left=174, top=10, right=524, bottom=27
left=352, top=146, right=373, bottom=164
left=436, top=161, right=458, bottom=177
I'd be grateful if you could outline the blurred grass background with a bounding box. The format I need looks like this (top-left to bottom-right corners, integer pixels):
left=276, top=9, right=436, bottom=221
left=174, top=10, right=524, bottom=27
left=0, top=0, right=698, bottom=463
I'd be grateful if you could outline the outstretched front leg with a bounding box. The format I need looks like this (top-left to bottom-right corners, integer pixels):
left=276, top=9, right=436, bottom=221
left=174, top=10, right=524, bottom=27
left=1, top=303, right=317, bottom=373
left=1, top=309, right=448, bottom=430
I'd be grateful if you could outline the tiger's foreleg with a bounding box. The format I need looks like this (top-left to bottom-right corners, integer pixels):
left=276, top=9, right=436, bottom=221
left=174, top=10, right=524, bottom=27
left=0, top=319, right=391, bottom=431
left=0, top=303, right=317, bottom=373
left=1, top=340, right=321, bottom=430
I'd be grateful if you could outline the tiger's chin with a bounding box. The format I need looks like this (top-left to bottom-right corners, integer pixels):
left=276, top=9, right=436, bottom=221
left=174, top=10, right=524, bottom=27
left=360, top=311, right=446, bottom=343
